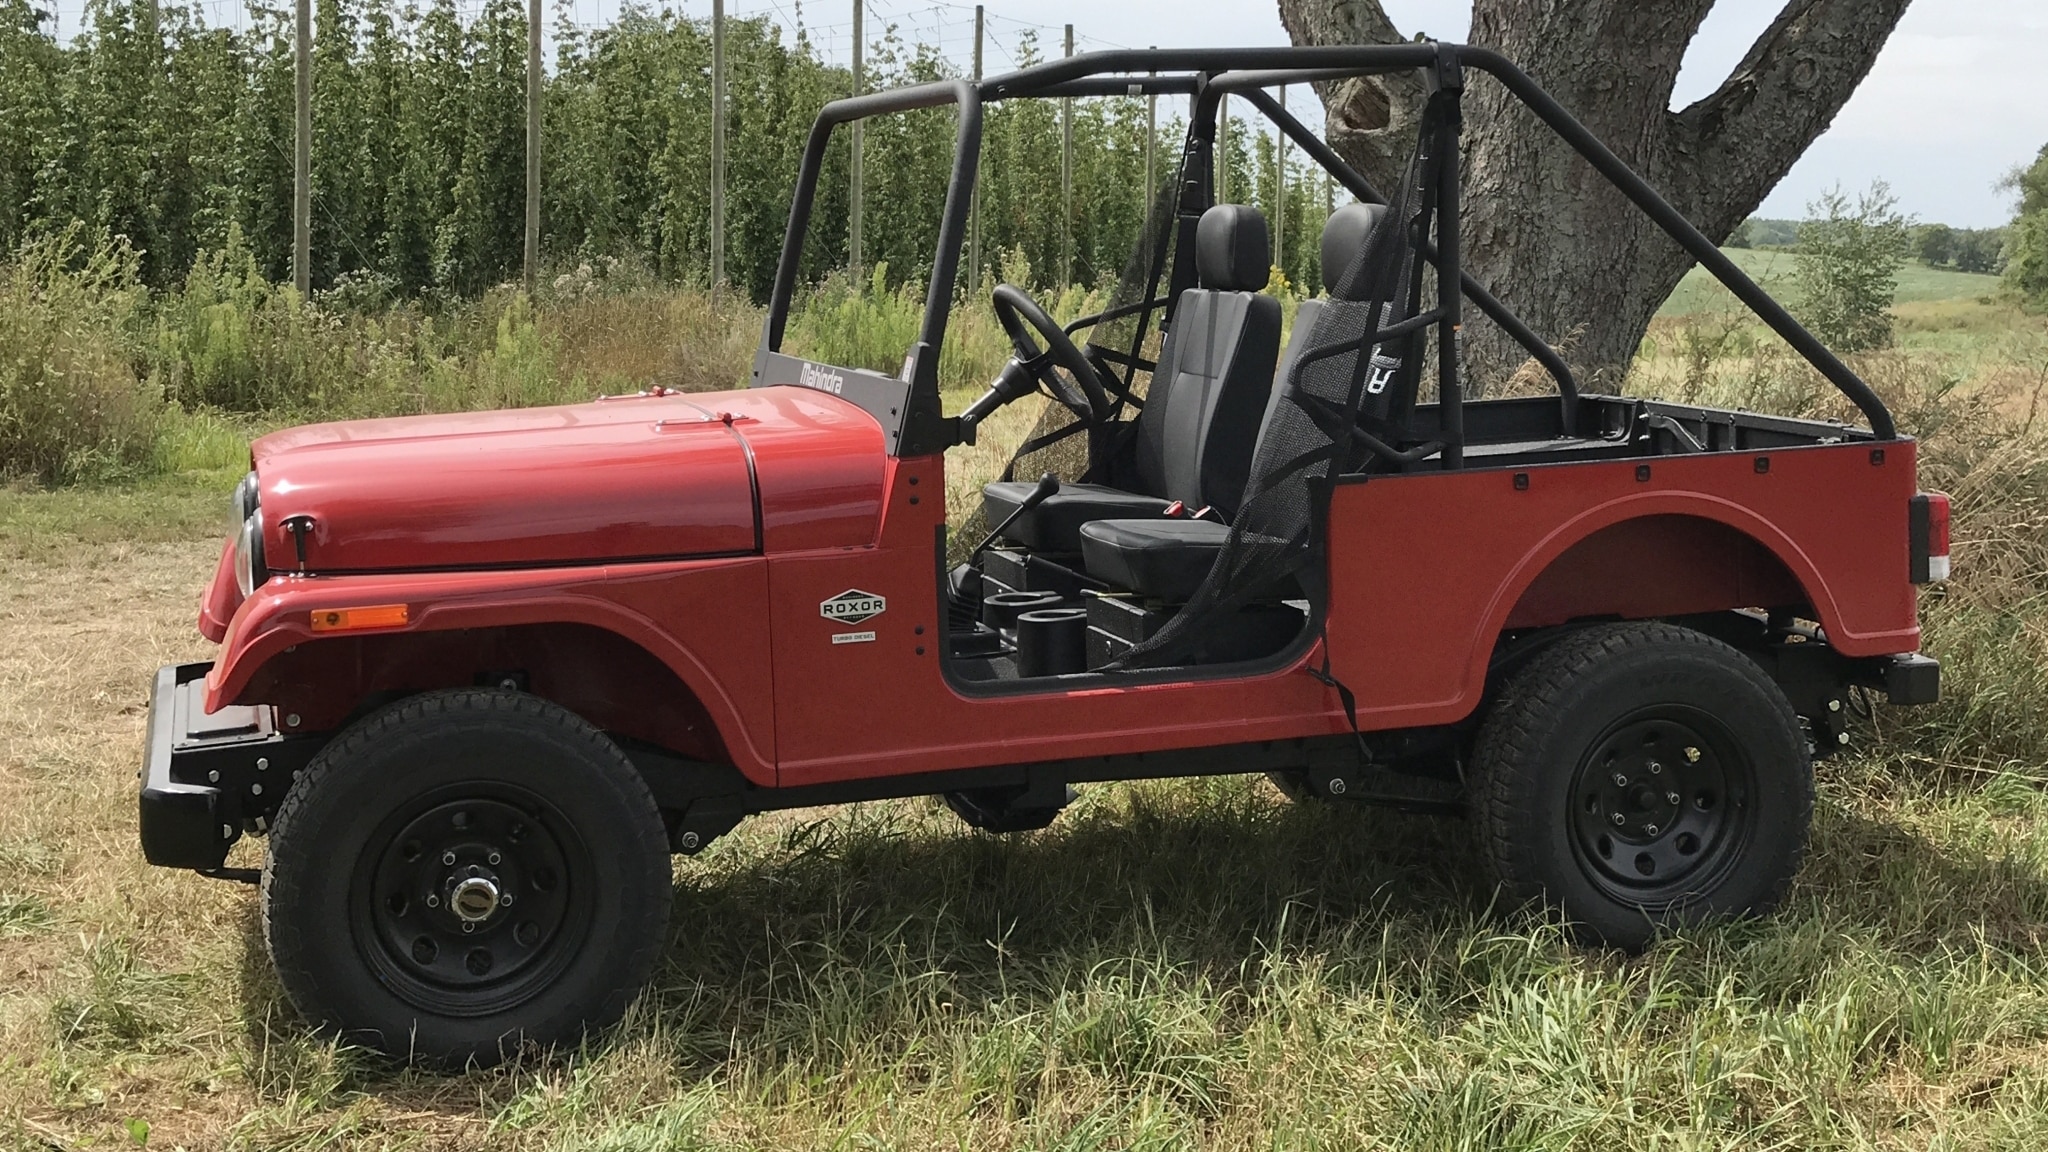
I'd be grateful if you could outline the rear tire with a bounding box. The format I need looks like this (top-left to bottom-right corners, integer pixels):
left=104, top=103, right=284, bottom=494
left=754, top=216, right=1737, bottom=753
left=1468, top=622, right=1812, bottom=950
left=263, top=690, right=672, bottom=1066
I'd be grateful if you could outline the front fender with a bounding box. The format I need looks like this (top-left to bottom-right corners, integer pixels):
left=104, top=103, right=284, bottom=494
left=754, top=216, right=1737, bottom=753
left=207, top=558, right=777, bottom=780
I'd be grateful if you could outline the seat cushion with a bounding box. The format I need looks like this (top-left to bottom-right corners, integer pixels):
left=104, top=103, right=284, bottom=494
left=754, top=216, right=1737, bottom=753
left=983, top=481, right=1173, bottom=552
left=1079, top=518, right=1232, bottom=603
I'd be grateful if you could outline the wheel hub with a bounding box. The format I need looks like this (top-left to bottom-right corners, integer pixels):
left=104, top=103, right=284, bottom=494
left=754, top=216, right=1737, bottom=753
left=448, top=873, right=503, bottom=923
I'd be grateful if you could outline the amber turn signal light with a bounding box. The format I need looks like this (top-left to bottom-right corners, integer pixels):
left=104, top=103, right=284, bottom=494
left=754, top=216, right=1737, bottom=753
left=309, top=604, right=410, bottom=632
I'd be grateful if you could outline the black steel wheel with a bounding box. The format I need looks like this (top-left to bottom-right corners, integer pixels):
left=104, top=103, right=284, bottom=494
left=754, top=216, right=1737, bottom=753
left=1469, top=622, right=1812, bottom=949
left=354, top=788, right=589, bottom=1017
left=264, top=690, right=672, bottom=1066
left=1566, top=710, right=1756, bottom=908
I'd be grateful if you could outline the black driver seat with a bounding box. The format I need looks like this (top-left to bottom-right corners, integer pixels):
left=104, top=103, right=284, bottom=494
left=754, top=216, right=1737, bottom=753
left=980, top=204, right=1282, bottom=552
left=1079, top=203, right=1398, bottom=602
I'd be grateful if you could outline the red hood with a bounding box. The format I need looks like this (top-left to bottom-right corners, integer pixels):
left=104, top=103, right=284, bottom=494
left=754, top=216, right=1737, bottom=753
left=245, top=386, right=886, bottom=576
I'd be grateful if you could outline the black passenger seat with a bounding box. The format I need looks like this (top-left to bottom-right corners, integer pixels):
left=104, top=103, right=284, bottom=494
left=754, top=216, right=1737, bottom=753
left=1079, top=202, right=1399, bottom=603
left=980, top=204, right=1282, bottom=551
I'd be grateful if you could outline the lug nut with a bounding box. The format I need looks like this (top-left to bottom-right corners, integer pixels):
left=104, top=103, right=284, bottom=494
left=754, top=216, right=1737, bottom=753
left=488, top=852, right=501, bottom=865
left=1328, top=777, right=1348, bottom=795
left=1612, top=773, right=1628, bottom=787
left=463, top=922, right=474, bottom=933
left=1611, top=812, right=1625, bottom=826
left=1644, top=823, right=1660, bottom=836
left=679, top=831, right=702, bottom=851
left=1647, top=761, right=1663, bottom=775
left=500, top=893, right=514, bottom=906
left=442, top=851, right=456, bottom=865
left=1828, top=699, right=1842, bottom=712
left=1667, top=792, right=1681, bottom=805
left=426, top=894, right=439, bottom=908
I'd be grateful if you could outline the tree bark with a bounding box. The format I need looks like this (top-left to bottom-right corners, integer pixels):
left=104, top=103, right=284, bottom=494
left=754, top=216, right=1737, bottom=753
left=1278, top=0, right=1914, bottom=391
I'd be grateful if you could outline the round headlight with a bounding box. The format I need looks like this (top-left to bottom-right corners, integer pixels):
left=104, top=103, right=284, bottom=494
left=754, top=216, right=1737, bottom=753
left=230, top=471, right=259, bottom=536
left=235, top=508, right=267, bottom=597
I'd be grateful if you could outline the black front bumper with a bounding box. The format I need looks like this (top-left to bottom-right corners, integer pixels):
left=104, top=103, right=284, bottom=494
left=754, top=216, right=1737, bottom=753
left=139, top=663, right=323, bottom=870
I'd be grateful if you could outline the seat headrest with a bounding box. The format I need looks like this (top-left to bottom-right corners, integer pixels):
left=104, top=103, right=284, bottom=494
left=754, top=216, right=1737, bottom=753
left=1320, top=202, right=1392, bottom=302
left=1195, top=205, right=1271, bottom=292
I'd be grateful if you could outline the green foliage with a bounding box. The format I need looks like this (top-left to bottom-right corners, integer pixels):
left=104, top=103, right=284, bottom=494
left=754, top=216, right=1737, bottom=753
left=1739, top=217, right=1801, bottom=249
left=1795, top=183, right=1913, bottom=352
left=0, top=229, right=162, bottom=483
left=1916, top=222, right=1955, bottom=267
left=1952, top=227, right=2008, bottom=275
left=2004, top=144, right=2048, bottom=305
left=0, top=3, right=1339, bottom=302
left=1914, top=221, right=2006, bottom=275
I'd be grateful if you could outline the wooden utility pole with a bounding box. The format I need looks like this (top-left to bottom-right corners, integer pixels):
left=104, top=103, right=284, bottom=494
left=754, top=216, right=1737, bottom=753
left=1216, top=93, right=1228, bottom=203
left=850, top=0, right=863, bottom=273
left=1275, top=84, right=1286, bottom=278
left=1143, top=51, right=1156, bottom=268
left=524, top=0, right=540, bottom=292
left=968, top=4, right=983, bottom=286
left=1327, top=167, right=1343, bottom=289
left=293, top=0, right=310, bottom=296
left=1060, top=24, right=1073, bottom=290
left=711, top=0, right=726, bottom=293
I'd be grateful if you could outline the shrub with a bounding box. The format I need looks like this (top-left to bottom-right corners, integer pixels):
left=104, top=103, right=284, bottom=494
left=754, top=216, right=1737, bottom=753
left=781, top=261, right=1038, bottom=401
left=152, top=226, right=343, bottom=412
left=2003, top=145, right=2048, bottom=306
left=1796, top=183, right=1913, bottom=352
left=0, top=230, right=162, bottom=483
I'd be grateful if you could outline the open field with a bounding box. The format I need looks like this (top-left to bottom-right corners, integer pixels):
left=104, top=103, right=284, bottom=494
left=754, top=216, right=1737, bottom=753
left=1660, top=248, right=2004, bottom=317
left=7, top=271, right=2048, bottom=1147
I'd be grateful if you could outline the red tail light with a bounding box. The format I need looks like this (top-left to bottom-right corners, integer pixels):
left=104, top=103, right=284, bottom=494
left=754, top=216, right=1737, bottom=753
left=1910, top=492, right=1950, bottom=583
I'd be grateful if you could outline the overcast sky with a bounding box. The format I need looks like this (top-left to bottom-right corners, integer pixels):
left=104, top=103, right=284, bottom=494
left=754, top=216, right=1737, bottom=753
left=41, top=0, right=2048, bottom=227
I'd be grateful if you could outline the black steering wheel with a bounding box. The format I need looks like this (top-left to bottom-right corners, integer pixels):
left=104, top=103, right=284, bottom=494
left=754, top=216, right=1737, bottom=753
left=990, top=283, right=1112, bottom=424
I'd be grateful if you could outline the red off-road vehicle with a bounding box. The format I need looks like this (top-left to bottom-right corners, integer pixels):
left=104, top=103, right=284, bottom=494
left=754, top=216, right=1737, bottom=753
left=141, top=46, right=1948, bottom=1064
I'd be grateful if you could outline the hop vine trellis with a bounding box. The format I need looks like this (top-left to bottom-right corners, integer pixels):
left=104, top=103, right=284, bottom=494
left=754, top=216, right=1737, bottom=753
left=0, top=0, right=1338, bottom=300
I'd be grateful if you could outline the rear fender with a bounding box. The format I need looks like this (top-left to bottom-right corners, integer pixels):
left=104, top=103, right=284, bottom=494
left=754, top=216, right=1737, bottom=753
left=1471, top=494, right=1914, bottom=707
left=207, top=559, right=775, bottom=782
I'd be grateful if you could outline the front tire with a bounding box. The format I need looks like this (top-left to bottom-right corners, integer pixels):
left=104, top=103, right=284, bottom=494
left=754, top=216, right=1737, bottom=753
left=1469, top=623, right=1813, bottom=950
left=263, top=690, right=672, bottom=1066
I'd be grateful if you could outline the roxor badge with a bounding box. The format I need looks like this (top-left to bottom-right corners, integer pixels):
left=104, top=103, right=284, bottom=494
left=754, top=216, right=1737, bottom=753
left=820, top=589, right=886, bottom=625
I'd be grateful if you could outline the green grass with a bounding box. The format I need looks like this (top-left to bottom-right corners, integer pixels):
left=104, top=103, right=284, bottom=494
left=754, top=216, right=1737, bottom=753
left=1660, top=247, right=2004, bottom=317
left=0, top=470, right=239, bottom=562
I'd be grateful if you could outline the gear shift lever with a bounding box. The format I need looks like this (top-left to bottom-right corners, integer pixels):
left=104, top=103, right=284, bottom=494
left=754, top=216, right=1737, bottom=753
left=968, top=472, right=1060, bottom=560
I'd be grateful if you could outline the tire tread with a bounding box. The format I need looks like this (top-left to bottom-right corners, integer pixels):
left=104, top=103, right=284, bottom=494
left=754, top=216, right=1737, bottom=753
left=262, top=689, right=670, bottom=1064
left=1469, top=622, right=1813, bottom=945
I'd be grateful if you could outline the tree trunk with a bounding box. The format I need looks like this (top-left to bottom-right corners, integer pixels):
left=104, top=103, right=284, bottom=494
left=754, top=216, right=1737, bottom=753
left=1278, top=0, right=1914, bottom=392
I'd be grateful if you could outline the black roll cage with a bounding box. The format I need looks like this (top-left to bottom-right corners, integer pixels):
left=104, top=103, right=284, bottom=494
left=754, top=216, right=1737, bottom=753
left=761, top=43, right=1898, bottom=459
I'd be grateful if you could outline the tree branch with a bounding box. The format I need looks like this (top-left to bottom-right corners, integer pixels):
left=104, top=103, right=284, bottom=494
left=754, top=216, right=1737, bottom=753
left=1665, top=0, right=1915, bottom=232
